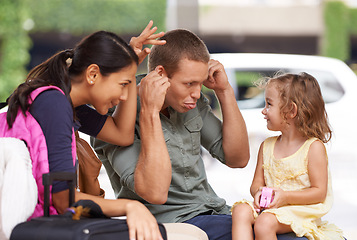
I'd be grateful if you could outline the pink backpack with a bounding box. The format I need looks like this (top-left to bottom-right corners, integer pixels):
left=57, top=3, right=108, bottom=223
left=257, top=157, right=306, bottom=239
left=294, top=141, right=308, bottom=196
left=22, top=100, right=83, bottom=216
left=0, top=86, right=76, bottom=219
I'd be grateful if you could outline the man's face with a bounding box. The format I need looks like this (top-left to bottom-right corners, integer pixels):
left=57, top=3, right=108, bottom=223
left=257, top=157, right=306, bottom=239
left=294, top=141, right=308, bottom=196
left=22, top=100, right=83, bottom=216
left=162, top=58, right=208, bottom=113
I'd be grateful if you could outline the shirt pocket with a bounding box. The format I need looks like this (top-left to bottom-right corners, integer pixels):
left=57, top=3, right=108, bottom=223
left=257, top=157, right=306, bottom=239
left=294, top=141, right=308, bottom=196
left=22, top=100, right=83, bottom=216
left=162, top=128, right=173, bottom=155
left=184, top=115, right=203, bottom=155
left=162, top=128, right=171, bottom=142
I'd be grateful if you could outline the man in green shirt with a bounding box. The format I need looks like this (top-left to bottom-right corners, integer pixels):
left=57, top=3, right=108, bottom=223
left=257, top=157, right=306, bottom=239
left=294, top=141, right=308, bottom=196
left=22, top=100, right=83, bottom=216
left=93, top=28, right=249, bottom=239
left=93, top=28, right=309, bottom=240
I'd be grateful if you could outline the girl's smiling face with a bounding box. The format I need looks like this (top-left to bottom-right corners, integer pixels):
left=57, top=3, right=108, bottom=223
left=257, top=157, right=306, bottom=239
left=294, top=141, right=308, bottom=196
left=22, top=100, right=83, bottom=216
left=261, top=84, right=285, bottom=131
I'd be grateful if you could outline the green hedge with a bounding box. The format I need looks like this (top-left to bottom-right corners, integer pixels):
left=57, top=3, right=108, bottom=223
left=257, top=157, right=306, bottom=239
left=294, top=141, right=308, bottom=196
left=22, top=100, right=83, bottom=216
left=0, top=0, right=166, bottom=101
left=322, top=1, right=350, bottom=61
left=27, top=0, right=165, bottom=35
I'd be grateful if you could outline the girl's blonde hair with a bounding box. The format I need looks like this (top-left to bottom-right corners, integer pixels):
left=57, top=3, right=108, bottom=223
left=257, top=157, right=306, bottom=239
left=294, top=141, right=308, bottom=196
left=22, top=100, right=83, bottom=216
left=259, top=72, right=332, bottom=143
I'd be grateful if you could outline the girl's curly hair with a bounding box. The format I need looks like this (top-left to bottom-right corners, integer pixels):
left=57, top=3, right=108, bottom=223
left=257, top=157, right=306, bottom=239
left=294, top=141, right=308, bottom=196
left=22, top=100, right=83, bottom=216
left=258, top=72, right=332, bottom=143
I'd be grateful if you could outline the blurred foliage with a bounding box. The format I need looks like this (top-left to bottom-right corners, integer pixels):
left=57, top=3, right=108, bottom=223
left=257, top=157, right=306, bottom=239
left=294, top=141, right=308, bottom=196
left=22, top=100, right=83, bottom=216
left=235, top=71, right=261, bottom=87
left=0, top=0, right=166, bottom=101
left=26, top=0, right=165, bottom=35
left=0, top=0, right=32, bottom=101
left=322, top=1, right=349, bottom=61
left=349, top=8, right=357, bottom=35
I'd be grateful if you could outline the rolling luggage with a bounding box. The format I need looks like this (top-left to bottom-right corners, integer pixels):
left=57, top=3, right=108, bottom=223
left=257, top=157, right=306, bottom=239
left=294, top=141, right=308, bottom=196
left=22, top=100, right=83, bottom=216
left=10, top=172, right=167, bottom=240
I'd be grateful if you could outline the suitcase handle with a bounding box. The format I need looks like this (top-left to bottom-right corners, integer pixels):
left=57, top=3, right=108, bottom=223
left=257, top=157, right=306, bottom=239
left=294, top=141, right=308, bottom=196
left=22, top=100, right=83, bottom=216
left=42, top=172, right=76, bottom=217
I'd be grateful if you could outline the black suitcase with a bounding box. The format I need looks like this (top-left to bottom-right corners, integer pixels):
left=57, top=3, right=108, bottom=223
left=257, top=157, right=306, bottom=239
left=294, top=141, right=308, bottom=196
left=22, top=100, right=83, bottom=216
left=10, top=172, right=167, bottom=240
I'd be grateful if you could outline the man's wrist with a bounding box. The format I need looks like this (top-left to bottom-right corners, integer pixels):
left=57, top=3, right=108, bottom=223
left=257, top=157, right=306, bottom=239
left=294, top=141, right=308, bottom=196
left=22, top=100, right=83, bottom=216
left=139, top=108, right=162, bottom=131
left=140, top=107, right=161, bottom=119
left=214, top=85, right=235, bottom=101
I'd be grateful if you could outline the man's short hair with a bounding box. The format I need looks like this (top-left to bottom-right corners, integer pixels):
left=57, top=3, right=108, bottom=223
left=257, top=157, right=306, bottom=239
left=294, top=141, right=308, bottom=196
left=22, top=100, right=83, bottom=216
left=148, top=29, right=210, bottom=78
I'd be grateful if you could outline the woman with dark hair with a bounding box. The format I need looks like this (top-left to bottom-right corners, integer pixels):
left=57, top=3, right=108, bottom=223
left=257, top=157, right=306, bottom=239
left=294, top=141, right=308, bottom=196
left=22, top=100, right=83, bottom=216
left=2, top=21, right=166, bottom=240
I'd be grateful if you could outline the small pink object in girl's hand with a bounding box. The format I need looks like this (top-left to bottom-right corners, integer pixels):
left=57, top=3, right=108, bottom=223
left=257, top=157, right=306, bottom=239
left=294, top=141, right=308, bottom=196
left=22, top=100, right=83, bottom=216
left=260, top=187, right=274, bottom=208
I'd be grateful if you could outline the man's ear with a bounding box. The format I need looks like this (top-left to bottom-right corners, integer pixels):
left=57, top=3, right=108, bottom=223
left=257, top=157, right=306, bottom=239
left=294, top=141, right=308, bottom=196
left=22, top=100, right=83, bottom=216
left=86, top=64, right=100, bottom=85
left=155, top=65, right=168, bottom=77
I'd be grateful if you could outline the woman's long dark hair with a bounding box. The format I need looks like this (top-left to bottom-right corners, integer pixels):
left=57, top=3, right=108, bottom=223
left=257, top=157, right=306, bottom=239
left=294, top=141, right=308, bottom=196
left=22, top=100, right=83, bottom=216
left=6, top=31, right=138, bottom=128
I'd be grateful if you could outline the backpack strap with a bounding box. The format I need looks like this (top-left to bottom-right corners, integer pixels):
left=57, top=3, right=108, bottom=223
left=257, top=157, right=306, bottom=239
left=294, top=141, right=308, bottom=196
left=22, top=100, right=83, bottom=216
left=29, top=86, right=64, bottom=104
left=28, top=86, right=76, bottom=166
left=0, top=86, right=63, bottom=109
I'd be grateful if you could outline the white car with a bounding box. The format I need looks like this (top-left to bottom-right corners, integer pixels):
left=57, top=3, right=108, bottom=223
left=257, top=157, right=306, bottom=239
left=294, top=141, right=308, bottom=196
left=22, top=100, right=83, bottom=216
left=208, top=53, right=357, bottom=159
left=204, top=53, right=357, bottom=238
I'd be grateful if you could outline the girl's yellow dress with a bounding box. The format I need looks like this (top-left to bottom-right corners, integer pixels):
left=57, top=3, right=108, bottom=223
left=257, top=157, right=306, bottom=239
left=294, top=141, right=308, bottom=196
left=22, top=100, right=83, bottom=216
left=234, top=136, right=344, bottom=240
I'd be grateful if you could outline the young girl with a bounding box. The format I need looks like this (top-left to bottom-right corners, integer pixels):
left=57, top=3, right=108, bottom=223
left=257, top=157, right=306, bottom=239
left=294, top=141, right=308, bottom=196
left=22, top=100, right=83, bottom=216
left=2, top=21, right=166, bottom=240
left=231, top=72, right=344, bottom=240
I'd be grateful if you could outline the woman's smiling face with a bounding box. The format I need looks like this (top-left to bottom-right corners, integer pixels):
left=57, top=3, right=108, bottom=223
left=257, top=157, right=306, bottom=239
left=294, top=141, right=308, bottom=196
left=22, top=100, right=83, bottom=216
left=91, top=63, right=137, bottom=115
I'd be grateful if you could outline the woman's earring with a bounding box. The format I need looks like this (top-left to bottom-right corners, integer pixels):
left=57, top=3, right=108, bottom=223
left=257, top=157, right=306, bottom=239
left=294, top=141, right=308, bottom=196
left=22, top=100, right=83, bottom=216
left=90, top=80, right=94, bottom=84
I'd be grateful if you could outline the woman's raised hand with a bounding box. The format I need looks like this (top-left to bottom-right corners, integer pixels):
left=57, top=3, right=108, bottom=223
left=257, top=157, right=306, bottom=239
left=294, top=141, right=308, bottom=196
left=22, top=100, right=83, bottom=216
left=130, top=20, right=166, bottom=64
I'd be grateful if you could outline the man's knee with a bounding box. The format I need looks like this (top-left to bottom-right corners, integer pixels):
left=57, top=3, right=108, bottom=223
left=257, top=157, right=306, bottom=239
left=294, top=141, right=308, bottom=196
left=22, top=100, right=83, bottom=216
left=184, top=214, right=232, bottom=240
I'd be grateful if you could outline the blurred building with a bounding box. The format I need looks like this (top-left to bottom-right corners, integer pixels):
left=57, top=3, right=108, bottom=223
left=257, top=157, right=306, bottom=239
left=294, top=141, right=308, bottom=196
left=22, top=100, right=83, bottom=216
left=167, top=0, right=355, bottom=58
left=27, top=0, right=357, bottom=69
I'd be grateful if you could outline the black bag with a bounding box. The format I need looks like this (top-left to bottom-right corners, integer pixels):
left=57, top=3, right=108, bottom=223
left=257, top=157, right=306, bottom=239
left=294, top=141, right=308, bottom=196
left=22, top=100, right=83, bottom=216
left=10, top=172, right=167, bottom=240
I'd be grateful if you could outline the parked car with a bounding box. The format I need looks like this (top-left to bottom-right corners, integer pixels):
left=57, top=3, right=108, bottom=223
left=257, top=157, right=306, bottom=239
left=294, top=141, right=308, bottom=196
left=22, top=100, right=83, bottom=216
left=203, top=53, right=357, bottom=239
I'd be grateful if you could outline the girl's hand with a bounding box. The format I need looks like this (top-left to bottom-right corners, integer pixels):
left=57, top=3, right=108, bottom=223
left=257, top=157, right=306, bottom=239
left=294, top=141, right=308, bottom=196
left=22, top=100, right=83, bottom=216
left=266, top=188, right=287, bottom=209
left=253, top=188, right=263, bottom=213
left=126, top=201, right=164, bottom=240
left=130, top=20, right=166, bottom=64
